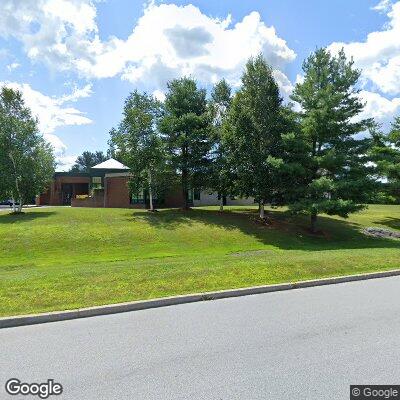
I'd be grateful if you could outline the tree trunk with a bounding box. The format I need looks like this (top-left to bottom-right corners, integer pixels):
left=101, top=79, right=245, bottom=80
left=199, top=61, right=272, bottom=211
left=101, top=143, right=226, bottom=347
left=310, top=212, right=318, bottom=233
left=259, top=200, right=265, bottom=219
left=148, top=169, right=154, bottom=211
left=11, top=198, right=16, bottom=213
left=181, top=144, right=190, bottom=210
left=9, top=152, right=22, bottom=213
left=182, top=168, right=189, bottom=210
left=219, top=194, right=224, bottom=212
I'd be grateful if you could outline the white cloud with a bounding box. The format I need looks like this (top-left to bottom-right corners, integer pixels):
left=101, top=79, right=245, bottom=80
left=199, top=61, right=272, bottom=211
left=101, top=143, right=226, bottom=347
left=56, top=83, right=93, bottom=104
left=0, top=81, right=93, bottom=134
left=43, top=133, right=67, bottom=155
left=55, top=155, right=78, bottom=171
left=372, top=0, right=393, bottom=12
left=6, top=62, right=20, bottom=71
left=358, top=90, right=400, bottom=129
left=272, top=70, right=294, bottom=100
left=329, top=1, right=400, bottom=95
left=152, top=89, right=166, bottom=102
left=0, top=1, right=296, bottom=91
left=120, top=5, right=296, bottom=89
left=0, top=0, right=98, bottom=72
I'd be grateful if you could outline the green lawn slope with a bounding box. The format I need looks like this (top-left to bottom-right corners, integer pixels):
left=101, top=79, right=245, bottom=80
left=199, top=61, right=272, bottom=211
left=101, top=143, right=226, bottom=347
left=0, top=205, right=399, bottom=316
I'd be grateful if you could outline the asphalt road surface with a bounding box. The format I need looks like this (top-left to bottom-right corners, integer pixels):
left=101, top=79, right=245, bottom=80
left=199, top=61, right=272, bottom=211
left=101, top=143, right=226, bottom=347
left=1, top=277, right=400, bottom=400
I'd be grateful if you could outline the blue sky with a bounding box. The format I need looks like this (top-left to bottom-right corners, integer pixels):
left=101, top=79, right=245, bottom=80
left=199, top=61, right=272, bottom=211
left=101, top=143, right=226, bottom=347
left=1, top=0, right=399, bottom=170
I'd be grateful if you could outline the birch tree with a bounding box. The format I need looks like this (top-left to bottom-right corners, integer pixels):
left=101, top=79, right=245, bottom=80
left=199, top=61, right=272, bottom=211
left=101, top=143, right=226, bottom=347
left=109, top=91, right=165, bottom=211
left=0, top=87, right=55, bottom=213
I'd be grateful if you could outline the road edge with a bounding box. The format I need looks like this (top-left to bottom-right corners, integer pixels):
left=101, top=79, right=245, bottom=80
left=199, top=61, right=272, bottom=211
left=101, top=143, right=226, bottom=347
left=2, top=268, right=400, bottom=329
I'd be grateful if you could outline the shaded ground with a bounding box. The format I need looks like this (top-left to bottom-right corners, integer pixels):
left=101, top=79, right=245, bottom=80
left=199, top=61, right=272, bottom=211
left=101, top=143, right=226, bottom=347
left=0, top=205, right=399, bottom=316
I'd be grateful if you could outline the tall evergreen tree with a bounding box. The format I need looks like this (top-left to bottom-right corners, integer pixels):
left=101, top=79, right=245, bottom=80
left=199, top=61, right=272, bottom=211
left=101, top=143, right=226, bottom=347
left=370, top=117, right=400, bottom=202
left=223, top=55, right=287, bottom=219
left=0, top=87, right=55, bottom=213
left=388, top=117, right=400, bottom=200
left=290, top=48, right=375, bottom=232
left=109, top=91, right=166, bottom=211
left=160, top=77, right=212, bottom=210
left=209, top=79, right=233, bottom=211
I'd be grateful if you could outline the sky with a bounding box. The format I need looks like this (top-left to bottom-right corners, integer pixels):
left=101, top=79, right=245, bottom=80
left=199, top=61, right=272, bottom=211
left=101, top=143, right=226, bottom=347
left=1, top=0, right=400, bottom=171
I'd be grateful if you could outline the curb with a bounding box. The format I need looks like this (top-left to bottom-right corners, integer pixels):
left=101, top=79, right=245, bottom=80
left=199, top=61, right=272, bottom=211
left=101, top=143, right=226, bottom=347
left=2, top=269, right=400, bottom=329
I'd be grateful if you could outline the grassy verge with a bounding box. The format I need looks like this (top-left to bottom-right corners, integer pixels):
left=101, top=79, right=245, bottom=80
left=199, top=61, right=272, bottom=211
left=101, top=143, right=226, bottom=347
left=0, top=205, right=399, bottom=316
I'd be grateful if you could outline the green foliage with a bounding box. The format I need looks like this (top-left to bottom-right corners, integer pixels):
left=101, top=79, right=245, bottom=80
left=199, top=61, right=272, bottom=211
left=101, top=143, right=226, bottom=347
left=222, top=54, right=290, bottom=215
left=109, top=90, right=169, bottom=209
left=160, top=77, right=213, bottom=209
left=70, top=151, right=108, bottom=172
left=289, top=48, right=375, bottom=231
left=208, top=79, right=234, bottom=207
left=0, top=86, right=55, bottom=210
left=369, top=117, right=400, bottom=202
left=389, top=116, right=400, bottom=146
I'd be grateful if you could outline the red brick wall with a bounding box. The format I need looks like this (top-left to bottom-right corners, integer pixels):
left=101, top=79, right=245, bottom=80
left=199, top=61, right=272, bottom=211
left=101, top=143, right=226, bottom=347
left=105, top=176, right=132, bottom=208
left=36, top=191, right=50, bottom=205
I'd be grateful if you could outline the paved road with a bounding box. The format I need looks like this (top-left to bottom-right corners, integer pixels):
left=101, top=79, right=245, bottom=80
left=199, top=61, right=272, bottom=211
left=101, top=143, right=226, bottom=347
left=0, top=205, right=39, bottom=212
left=1, top=277, right=400, bottom=400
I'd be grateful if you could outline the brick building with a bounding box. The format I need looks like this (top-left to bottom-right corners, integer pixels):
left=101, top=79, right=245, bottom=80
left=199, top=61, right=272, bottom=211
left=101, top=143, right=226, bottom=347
left=37, top=159, right=131, bottom=208
left=36, top=158, right=186, bottom=209
left=37, top=158, right=254, bottom=209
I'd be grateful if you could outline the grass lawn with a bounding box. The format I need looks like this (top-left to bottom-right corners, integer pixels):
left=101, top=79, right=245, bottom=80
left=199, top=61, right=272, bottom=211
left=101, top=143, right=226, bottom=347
left=0, top=204, right=399, bottom=317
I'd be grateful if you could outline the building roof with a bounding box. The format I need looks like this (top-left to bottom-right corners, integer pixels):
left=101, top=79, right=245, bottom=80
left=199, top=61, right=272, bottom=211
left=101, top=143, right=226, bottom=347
left=91, top=158, right=129, bottom=170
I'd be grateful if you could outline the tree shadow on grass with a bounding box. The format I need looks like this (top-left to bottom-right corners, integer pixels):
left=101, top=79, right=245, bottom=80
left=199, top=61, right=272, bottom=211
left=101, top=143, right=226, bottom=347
left=0, top=211, right=55, bottom=224
left=372, top=217, right=400, bottom=231
left=123, top=207, right=400, bottom=252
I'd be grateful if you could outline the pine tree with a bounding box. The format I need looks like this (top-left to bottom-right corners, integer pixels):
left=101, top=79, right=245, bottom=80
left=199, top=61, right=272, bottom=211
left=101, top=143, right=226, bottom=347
left=370, top=117, right=400, bottom=202
left=223, top=55, right=287, bottom=219
left=209, top=79, right=233, bottom=212
left=290, top=48, right=375, bottom=232
left=160, top=77, right=212, bottom=210
left=70, top=151, right=108, bottom=172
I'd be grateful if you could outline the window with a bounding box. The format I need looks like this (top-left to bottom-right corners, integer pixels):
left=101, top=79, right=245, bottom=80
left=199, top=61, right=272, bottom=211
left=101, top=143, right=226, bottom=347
left=92, top=177, right=103, bottom=189
left=193, top=189, right=201, bottom=201
left=131, top=190, right=145, bottom=204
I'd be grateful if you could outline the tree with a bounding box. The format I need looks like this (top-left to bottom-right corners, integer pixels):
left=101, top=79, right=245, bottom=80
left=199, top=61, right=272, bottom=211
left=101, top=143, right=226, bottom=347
left=160, top=77, right=212, bottom=210
left=388, top=117, right=400, bottom=201
left=70, top=151, right=107, bottom=172
left=209, top=79, right=233, bottom=211
left=290, top=48, right=375, bottom=232
left=222, top=55, right=287, bottom=219
left=109, top=91, right=166, bottom=211
left=369, top=117, right=400, bottom=203
left=0, top=87, right=55, bottom=213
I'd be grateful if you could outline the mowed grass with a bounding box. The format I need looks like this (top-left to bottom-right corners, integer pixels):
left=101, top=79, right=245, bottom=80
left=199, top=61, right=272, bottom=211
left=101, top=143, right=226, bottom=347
left=0, top=204, right=399, bottom=316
